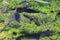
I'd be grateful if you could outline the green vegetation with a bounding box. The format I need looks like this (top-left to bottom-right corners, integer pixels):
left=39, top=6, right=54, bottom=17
left=0, top=0, right=60, bottom=40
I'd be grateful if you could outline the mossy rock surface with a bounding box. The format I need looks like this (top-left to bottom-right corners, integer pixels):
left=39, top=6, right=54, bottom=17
left=0, top=0, right=60, bottom=40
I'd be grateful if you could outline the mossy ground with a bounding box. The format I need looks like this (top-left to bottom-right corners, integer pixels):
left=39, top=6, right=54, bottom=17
left=0, top=0, right=60, bottom=40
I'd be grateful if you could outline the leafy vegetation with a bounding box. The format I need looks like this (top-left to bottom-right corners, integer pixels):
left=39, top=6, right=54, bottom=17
left=0, top=0, right=60, bottom=40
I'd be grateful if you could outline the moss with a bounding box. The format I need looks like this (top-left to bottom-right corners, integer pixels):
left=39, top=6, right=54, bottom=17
left=0, top=0, right=60, bottom=40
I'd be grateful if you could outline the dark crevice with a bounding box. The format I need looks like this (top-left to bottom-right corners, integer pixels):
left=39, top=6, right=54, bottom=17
left=34, top=17, right=40, bottom=26
left=23, top=14, right=33, bottom=21
left=50, top=10, right=54, bottom=13
left=11, top=7, right=47, bottom=14
left=52, top=17, right=57, bottom=22
left=55, top=10, right=60, bottom=19
left=0, top=12, right=20, bottom=33
left=12, top=7, right=40, bottom=13
left=35, top=21, right=40, bottom=26
left=16, top=30, right=54, bottom=40
left=57, top=11, right=60, bottom=15
left=58, top=32, right=60, bottom=35
left=24, top=8, right=40, bottom=13
left=23, top=15, right=40, bottom=26
left=14, top=12, right=20, bottom=22
left=13, top=32, right=17, bottom=35
left=0, top=20, right=5, bottom=23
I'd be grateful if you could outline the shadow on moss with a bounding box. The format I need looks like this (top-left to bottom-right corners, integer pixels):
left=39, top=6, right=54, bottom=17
left=16, top=30, right=54, bottom=40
